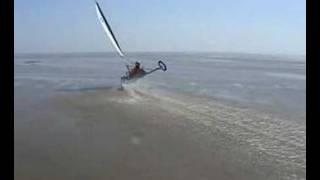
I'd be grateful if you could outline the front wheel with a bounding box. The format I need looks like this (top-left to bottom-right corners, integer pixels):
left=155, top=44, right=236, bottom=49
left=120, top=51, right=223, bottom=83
left=158, top=60, right=167, bottom=71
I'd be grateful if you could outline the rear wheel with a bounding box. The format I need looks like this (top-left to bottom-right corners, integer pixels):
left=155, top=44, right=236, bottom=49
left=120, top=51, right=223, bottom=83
left=158, top=60, right=167, bottom=71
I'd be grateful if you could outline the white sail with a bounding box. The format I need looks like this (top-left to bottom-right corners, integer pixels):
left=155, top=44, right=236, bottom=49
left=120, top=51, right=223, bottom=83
left=95, top=1, right=124, bottom=57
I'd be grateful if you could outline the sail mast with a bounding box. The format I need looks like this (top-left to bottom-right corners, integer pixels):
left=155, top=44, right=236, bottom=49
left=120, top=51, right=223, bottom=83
left=95, top=1, right=125, bottom=57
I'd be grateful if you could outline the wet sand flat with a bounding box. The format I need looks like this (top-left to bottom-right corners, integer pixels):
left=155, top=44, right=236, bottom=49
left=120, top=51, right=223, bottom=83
left=14, top=87, right=305, bottom=180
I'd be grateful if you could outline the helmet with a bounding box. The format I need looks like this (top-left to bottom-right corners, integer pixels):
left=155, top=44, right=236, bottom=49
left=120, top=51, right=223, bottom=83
left=135, top=62, right=140, bottom=68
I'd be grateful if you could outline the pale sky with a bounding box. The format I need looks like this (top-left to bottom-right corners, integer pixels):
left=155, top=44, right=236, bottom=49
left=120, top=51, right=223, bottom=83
left=14, top=0, right=306, bottom=55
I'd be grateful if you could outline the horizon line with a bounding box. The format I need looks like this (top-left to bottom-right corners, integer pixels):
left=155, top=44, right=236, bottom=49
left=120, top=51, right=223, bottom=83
left=14, top=50, right=306, bottom=57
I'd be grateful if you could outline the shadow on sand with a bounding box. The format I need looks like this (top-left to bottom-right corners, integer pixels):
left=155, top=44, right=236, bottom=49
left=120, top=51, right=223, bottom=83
left=57, top=86, right=123, bottom=92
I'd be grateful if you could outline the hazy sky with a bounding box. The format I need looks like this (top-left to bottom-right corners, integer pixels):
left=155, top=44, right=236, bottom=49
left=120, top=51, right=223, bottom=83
left=14, top=0, right=305, bottom=55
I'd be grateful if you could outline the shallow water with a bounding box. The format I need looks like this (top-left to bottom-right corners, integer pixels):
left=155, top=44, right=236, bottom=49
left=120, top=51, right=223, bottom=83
left=14, top=52, right=306, bottom=179
left=15, top=52, right=306, bottom=121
